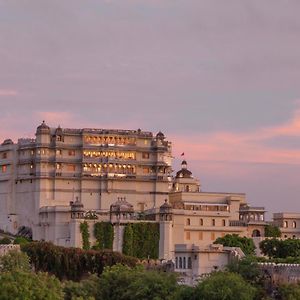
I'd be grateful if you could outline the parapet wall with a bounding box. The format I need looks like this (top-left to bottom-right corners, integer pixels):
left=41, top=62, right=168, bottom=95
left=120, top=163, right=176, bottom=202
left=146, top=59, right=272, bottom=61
left=0, top=244, right=20, bottom=256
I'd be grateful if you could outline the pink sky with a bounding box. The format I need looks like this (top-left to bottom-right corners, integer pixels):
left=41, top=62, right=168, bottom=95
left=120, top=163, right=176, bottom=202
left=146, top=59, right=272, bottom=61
left=1, top=0, right=300, bottom=216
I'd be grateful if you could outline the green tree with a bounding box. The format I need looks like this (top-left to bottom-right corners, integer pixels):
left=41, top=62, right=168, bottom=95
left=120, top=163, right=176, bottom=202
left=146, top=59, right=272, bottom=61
left=260, top=238, right=300, bottom=258
left=0, top=270, right=63, bottom=300
left=14, top=236, right=31, bottom=245
left=0, top=250, right=31, bottom=272
left=214, top=234, right=256, bottom=256
left=98, top=264, right=178, bottom=300
left=0, top=237, right=11, bottom=244
left=278, top=283, right=300, bottom=300
left=264, top=225, right=281, bottom=238
left=63, top=275, right=100, bottom=300
left=196, top=272, right=257, bottom=300
left=122, top=224, right=134, bottom=256
left=227, top=256, right=261, bottom=284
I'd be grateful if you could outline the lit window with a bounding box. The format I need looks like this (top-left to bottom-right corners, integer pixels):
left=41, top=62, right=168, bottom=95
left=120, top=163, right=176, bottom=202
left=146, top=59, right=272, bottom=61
left=293, top=221, right=297, bottom=228
left=56, top=149, right=62, bottom=155
left=1, top=165, right=7, bottom=173
left=56, top=163, right=62, bottom=170
left=284, top=221, right=288, bottom=228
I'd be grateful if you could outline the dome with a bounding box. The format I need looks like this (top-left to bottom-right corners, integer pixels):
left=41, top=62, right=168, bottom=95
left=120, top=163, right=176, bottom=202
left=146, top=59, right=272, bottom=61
left=71, top=198, right=84, bottom=212
left=160, top=199, right=172, bottom=212
left=156, top=131, right=165, bottom=140
left=36, top=121, right=50, bottom=133
left=55, top=125, right=63, bottom=135
left=1, top=139, right=13, bottom=145
left=175, top=160, right=193, bottom=178
left=110, top=197, right=134, bottom=213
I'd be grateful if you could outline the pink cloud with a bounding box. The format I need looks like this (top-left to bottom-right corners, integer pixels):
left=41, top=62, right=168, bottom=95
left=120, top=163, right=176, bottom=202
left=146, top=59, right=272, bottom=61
left=171, top=102, right=300, bottom=165
left=0, top=89, right=18, bottom=96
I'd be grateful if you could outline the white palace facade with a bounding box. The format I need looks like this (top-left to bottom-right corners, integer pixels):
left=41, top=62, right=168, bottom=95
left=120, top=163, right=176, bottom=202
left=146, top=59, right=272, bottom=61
left=1, top=122, right=297, bottom=270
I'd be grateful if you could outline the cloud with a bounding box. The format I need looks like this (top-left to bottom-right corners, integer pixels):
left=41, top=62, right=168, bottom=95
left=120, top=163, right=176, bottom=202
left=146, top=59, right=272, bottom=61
left=0, top=89, right=18, bottom=96
left=171, top=101, right=300, bottom=165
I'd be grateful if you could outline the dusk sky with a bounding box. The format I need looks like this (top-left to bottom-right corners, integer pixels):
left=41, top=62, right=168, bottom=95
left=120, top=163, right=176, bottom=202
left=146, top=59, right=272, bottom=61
left=1, top=0, right=300, bottom=217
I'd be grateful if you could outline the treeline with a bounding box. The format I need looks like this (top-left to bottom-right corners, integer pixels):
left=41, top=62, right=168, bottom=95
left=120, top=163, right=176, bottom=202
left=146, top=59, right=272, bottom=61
left=21, top=241, right=137, bottom=281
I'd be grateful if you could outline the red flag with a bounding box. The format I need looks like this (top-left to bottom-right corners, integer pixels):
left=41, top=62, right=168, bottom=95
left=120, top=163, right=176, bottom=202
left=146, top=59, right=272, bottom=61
left=181, top=152, right=185, bottom=156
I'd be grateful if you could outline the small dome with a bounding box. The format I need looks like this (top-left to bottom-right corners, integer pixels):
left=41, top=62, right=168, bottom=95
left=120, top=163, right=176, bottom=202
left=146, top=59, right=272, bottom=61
left=55, top=126, right=63, bottom=135
left=156, top=131, right=165, bottom=140
left=36, top=121, right=50, bottom=133
left=71, top=198, right=84, bottom=211
left=110, top=197, right=134, bottom=213
left=175, top=160, right=193, bottom=178
left=2, top=139, right=13, bottom=145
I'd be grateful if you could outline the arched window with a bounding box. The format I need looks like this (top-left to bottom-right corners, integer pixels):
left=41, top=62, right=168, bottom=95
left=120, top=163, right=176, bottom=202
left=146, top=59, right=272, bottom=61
left=175, top=257, right=178, bottom=269
left=212, top=219, right=216, bottom=226
left=186, top=218, right=191, bottom=226
left=222, top=219, right=226, bottom=226
left=293, top=221, right=297, bottom=228
left=179, top=257, right=182, bottom=269
left=183, top=257, right=186, bottom=269
left=284, top=221, right=288, bottom=228
left=200, top=218, right=203, bottom=226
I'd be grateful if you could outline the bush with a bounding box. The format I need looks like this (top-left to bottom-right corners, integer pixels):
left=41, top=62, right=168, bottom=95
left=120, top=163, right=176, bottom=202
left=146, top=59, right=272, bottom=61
left=0, top=250, right=31, bottom=272
left=0, top=237, right=11, bottom=244
left=0, top=270, right=63, bottom=300
left=21, top=241, right=138, bottom=281
left=196, top=272, right=257, bottom=300
left=214, top=234, right=256, bottom=256
left=14, top=236, right=30, bottom=245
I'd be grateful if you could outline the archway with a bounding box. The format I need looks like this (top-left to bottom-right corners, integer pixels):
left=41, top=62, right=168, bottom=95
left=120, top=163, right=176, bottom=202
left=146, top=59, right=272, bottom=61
left=252, top=229, right=261, bottom=237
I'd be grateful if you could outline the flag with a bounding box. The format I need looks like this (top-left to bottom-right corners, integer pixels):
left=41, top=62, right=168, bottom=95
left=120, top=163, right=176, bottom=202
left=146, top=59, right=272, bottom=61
left=181, top=152, right=185, bottom=156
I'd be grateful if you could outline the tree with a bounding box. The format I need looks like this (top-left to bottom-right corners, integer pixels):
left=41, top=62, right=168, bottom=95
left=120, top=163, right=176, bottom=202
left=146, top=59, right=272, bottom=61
left=278, top=283, right=300, bottom=300
left=63, top=275, right=99, bottom=300
left=98, top=264, right=178, bottom=300
left=196, top=272, right=257, bottom=300
left=264, top=225, right=281, bottom=238
left=0, top=270, right=63, bottom=300
left=14, top=236, right=31, bottom=245
left=0, top=250, right=31, bottom=272
left=214, top=234, right=256, bottom=256
left=260, top=238, right=300, bottom=259
left=0, top=237, right=11, bottom=244
left=227, top=256, right=261, bottom=284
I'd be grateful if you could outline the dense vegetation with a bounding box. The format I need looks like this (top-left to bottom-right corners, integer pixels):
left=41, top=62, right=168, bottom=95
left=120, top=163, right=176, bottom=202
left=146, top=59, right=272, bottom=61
left=79, top=221, right=90, bottom=250
left=260, top=238, right=300, bottom=259
left=214, top=234, right=256, bottom=255
left=2, top=247, right=300, bottom=300
left=93, top=222, right=114, bottom=250
left=21, top=241, right=137, bottom=280
left=123, top=222, right=159, bottom=259
left=264, top=224, right=281, bottom=238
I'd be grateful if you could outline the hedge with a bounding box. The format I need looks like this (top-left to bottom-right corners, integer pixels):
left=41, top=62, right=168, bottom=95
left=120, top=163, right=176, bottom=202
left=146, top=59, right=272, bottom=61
left=21, top=242, right=138, bottom=281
